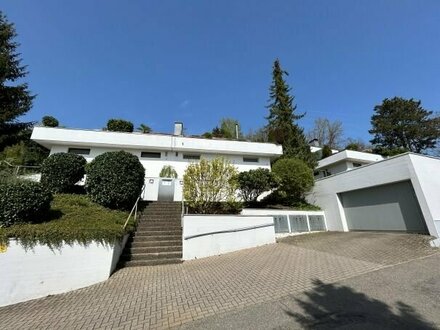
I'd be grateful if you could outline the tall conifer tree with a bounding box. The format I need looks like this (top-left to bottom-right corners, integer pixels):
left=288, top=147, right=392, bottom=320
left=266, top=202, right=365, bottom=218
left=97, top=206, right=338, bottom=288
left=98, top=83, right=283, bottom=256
left=266, top=59, right=315, bottom=167
left=0, top=12, right=34, bottom=151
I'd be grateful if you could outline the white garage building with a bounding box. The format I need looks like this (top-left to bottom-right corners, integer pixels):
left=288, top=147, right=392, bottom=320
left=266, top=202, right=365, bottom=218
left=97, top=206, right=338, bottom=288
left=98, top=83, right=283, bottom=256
left=308, top=153, right=440, bottom=243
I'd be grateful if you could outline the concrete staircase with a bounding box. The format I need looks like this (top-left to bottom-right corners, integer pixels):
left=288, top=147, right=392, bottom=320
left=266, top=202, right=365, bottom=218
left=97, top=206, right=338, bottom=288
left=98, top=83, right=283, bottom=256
left=120, top=201, right=183, bottom=267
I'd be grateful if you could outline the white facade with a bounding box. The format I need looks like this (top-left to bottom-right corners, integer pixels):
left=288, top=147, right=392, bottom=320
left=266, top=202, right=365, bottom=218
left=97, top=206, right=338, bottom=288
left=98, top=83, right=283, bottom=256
left=182, top=215, right=275, bottom=260
left=0, top=237, right=127, bottom=307
left=307, top=153, right=440, bottom=241
left=31, top=126, right=283, bottom=200
left=315, top=150, right=384, bottom=178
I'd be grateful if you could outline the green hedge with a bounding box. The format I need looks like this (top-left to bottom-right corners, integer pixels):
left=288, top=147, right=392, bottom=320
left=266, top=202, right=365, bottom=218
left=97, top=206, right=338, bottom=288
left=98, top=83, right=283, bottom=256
left=86, top=151, right=145, bottom=210
left=0, top=181, right=52, bottom=227
left=40, top=153, right=86, bottom=193
left=106, top=119, right=134, bottom=132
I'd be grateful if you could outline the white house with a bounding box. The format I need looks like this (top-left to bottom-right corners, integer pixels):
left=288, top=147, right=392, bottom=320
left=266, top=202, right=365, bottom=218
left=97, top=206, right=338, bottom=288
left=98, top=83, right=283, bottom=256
left=31, top=123, right=283, bottom=201
left=307, top=153, right=440, bottom=242
left=314, top=149, right=384, bottom=178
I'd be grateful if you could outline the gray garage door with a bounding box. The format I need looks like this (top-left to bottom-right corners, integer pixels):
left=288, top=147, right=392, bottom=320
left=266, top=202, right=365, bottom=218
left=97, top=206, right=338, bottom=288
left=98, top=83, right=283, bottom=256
left=339, top=181, right=428, bottom=233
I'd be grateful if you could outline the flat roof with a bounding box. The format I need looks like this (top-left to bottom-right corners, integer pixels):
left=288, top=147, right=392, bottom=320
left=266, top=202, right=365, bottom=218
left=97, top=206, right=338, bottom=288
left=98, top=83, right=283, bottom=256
left=31, top=126, right=283, bottom=157
left=316, top=150, right=384, bottom=170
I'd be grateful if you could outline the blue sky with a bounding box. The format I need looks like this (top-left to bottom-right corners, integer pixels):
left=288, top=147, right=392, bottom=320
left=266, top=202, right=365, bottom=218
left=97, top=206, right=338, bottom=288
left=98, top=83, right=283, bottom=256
left=3, top=1, right=440, bottom=143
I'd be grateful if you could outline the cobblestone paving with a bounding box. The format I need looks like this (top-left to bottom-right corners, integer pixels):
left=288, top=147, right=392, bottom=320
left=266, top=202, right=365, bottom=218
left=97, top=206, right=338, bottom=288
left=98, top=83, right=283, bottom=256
left=0, top=233, right=437, bottom=329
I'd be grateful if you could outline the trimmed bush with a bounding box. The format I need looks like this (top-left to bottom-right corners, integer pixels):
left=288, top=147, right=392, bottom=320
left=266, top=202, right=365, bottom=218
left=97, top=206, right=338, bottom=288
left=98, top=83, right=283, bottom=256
left=237, top=168, right=278, bottom=203
left=106, top=119, right=134, bottom=132
left=40, top=153, right=86, bottom=193
left=271, top=157, right=314, bottom=203
left=0, top=181, right=52, bottom=227
left=183, top=158, right=241, bottom=214
left=86, top=151, right=145, bottom=210
left=42, top=115, right=59, bottom=127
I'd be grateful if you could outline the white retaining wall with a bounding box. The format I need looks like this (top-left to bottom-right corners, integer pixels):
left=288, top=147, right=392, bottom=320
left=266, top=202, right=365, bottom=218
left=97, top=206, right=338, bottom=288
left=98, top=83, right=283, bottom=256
left=0, top=236, right=127, bottom=307
left=182, top=215, right=275, bottom=260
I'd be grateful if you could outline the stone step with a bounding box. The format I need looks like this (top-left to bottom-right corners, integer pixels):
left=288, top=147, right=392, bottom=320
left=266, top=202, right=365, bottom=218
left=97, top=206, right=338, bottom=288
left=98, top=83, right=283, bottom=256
left=122, top=251, right=182, bottom=261
left=136, top=223, right=182, bottom=231
left=127, top=246, right=182, bottom=254
left=130, top=235, right=182, bottom=241
left=127, top=240, right=182, bottom=248
left=141, top=213, right=181, bottom=218
left=121, top=259, right=183, bottom=267
left=136, top=226, right=182, bottom=236
left=139, top=218, right=181, bottom=222
left=134, top=230, right=182, bottom=237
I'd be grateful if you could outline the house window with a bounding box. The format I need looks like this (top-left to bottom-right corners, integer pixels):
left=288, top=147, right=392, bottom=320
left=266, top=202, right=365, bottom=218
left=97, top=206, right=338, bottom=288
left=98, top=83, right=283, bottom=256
left=243, top=157, right=259, bottom=163
left=141, top=151, right=161, bottom=159
left=323, top=169, right=331, bottom=177
left=68, top=148, right=90, bottom=155
left=183, top=154, right=200, bottom=160
left=352, top=162, right=362, bottom=168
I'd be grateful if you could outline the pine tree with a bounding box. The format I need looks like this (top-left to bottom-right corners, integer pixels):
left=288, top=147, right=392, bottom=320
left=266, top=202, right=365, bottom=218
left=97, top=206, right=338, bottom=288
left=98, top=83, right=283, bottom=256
left=266, top=59, right=315, bottom=167
left=369, top=97, right=440, bottom=155
left=0, top=12, right=34, bottom=151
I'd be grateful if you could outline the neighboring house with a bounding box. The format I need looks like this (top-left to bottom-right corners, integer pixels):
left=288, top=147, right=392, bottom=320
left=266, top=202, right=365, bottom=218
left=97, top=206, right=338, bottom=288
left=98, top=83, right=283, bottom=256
left=31, top=123, right=283, bottom=201
left=307, top=153, right=440, bottom=242
left=314, top=150, right=384, bottom=178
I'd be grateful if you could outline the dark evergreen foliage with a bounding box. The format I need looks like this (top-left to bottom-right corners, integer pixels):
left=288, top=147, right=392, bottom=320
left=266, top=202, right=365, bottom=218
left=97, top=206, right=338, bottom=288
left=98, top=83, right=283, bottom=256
left=86, top=151, right=145, bottom=210
left=0, top=181, right=52, bottom=227
left=0, top=12, right=35, bottom=151
left=40, top=153, right=86, bottom=193
left=106, top=119, right=134, bottom=132
left=265, top=59, right=315, bottom=167
left=42, top=116, right=59, bottom=127
left=369, top=97, right=440, bottom=155
left=321, top=145, right=332, bottom=159
left=237, top=168, right=278, bottom=203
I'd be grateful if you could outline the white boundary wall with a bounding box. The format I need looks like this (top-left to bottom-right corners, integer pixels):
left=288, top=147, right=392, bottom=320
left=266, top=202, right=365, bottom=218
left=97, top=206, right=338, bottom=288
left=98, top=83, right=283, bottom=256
left=182, top=215, right=275, bottom=260
left=0, top=236, right=127, bottom=307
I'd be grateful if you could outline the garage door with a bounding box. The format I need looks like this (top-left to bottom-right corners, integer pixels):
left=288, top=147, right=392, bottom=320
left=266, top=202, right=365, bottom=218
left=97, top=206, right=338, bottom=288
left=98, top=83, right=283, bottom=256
left=340, top=181, right=428, bottom=233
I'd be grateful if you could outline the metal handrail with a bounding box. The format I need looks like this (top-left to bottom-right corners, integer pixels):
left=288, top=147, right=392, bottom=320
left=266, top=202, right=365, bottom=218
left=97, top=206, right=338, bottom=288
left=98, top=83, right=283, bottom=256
left=0, top=160, right=41, bottom=176
left=184, top=223, right=274, bottom=240
left=123, top=185, right=145, bottom=230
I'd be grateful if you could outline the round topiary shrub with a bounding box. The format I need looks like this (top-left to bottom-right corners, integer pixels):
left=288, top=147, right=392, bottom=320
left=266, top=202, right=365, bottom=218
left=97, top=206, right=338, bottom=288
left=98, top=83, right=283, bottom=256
left=42, top=115, right=59, bottom=127
left=106, top=119, right=134, bottom=132
left=86, top=151, right=145, bottom=210
left=40, top=153, right=87, bottom=193
left=0, top=181, right=53, bottom=227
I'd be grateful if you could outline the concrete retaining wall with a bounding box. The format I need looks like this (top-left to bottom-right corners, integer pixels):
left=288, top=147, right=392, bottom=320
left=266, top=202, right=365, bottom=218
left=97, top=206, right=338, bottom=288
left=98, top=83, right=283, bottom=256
left=0, top=236, right=127, bottom=307
left=182, top=215, right=275, bottom=260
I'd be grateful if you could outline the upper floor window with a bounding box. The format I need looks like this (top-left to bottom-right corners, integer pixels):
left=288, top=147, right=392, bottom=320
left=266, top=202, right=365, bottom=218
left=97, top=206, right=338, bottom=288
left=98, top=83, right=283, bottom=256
left=352, top=162, right=362, bottom=168
left=141, top=151, right=161, bottom=159
left=183, top=154, right=200, bottom=160
left=243, top=157, right=259, bottom=163
left=68, top=148, right=90, bottom=155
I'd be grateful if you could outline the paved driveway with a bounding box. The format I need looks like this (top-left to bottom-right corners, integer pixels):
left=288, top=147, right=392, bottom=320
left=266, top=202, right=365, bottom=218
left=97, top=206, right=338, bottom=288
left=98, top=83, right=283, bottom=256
left=0, top=232, right=437, bottom=329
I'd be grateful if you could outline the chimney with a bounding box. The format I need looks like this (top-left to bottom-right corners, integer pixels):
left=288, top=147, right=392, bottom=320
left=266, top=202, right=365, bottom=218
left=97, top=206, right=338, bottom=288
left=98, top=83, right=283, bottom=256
left=174, top=122, right=183, bottom=136
left=309, top=138, right=320, bottom=147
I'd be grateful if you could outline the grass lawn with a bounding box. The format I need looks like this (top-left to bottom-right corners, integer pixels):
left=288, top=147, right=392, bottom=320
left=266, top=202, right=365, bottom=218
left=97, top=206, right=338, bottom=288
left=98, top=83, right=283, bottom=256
left=0, top=194, right=132, bottom=248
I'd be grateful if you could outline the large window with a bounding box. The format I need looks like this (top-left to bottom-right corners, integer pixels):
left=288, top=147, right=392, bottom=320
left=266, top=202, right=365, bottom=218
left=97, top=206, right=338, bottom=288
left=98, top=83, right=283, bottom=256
left=68, top=148, right=90, bottom=155
left=183, top=154, right=200, bottom=160
left=141, top=151, right=161, bottom=159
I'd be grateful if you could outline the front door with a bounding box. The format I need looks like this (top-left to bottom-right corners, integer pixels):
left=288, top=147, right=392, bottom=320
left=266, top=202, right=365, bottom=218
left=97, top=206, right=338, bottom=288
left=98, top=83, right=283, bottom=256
left=158, top=179, right=175, bottom=201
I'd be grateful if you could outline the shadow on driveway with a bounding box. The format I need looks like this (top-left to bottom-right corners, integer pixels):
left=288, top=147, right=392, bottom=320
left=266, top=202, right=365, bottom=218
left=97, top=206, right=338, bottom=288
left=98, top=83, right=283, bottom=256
left=284, top=279, right=436, bottom=329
